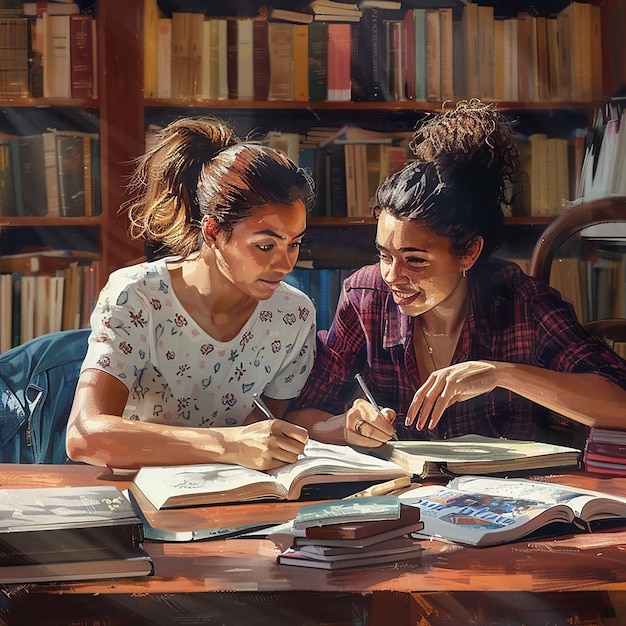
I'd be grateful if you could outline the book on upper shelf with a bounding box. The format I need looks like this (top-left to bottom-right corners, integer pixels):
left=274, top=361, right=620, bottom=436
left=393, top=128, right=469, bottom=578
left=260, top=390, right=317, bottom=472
left=23, top=2, right=80, bottom=16
left=398, top=475, right=626, bottom=547
left=43, top=11, right=71, bottom=98
left=277, top=535, right=423, bottom=569
left=0, top=485, right=153, bottom=583
left=0, top=16, right=29, bottom=97
left=132, top=440, right=410, bottom=510
left=370, top=434, right=581, bottom=479
left=269, top=7, right=313, bottom=24
left=69, top=13, right=95, bottom=98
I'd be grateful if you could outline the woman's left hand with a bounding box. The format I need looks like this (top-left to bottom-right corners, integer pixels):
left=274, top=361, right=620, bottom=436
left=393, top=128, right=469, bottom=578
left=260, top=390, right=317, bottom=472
left=406, top=361, right=498, bottom=431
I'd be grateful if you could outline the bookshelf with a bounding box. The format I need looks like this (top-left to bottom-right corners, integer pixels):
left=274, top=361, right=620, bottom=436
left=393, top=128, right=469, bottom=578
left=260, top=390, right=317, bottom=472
left=1, top=0, right=625, bottom=349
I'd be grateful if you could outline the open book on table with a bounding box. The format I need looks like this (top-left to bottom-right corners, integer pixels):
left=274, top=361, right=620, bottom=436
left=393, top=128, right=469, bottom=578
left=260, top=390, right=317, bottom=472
left=397, top=475, right=626, bottom=547
left=371, top=434, right=582, bottom=478
left=132, top=440, right=410, bottom=510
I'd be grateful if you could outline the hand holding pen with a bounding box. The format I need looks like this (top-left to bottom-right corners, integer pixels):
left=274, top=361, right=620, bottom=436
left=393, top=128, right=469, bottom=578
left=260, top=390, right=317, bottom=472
left=253, top=393, right=308, bottom=458
left=354, top=374, right=399, bottom=442
left=252, top=393, right=276, bottom=421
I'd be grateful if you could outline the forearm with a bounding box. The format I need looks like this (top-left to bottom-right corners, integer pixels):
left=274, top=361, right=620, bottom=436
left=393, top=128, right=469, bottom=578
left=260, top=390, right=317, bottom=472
left=67, top=412, right=258, bottom=469
left=286, top=408, right=347, bottom=445
left=498, top=363, right=626, bottom=429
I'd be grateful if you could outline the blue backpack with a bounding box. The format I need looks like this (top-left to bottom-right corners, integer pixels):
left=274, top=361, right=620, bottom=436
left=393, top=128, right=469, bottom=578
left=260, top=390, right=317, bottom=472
left=0, top=329, right=90, bottom=463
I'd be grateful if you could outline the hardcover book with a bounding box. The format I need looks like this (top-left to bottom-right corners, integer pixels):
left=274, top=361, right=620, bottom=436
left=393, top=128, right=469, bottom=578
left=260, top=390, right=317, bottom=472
left=277, top=536, right=423, bottom=569
left=69, top=13, right=94, bottom=98
left=132, top=440, right=410, bottom=510
left=371, top=434, right=581, bottom=478
left=299, top=502, right=422, bottom=541
left=0, top=485, right=153, bottom=582
left=293, top=495, right=401, bottom=530
left=398, top=475, right=626, bottom=547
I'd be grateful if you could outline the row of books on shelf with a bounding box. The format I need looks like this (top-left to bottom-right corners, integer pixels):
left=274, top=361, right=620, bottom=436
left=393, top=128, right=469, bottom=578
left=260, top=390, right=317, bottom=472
left=512, top=249, right=626, bottom=359
left=578, top=101, right=626, bottom=201
left=0, top=129, right=100, bottom=217
left=256, top=124, right=579, bottom=219
left=0, top=7, right=96, bottom=99
left=284, top=266, right=356, bottom=331
left=144, top=0, right=601, bottom=103
left=0, top=252, right=100, bottom=353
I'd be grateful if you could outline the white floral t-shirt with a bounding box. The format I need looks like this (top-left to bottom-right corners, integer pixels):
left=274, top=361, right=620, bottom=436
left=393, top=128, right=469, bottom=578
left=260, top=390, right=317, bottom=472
left=81, top=258, right=316, bottom=427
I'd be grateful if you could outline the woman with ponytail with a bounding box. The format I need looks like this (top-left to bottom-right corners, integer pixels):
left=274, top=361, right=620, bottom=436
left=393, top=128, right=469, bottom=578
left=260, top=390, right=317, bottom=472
left=67, top=117, right=316, bottom=470
left=288, top=100, right=626, bottom=446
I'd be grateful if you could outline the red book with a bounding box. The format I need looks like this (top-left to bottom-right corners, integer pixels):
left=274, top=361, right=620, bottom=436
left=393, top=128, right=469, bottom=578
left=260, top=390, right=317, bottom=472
left=327, top=22, right=351, bottom=101
left=69, top=14, right=94, bottom=98
left=252, top=20, right=269, bottom=101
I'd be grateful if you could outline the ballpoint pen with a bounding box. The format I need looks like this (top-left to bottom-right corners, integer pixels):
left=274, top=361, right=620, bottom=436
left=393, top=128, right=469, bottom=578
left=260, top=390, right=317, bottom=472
left=354, top=373, right=399, bottom=441
left=252, top=393, right=276, bottom=420
left=253, top=393, right=307, bottom=457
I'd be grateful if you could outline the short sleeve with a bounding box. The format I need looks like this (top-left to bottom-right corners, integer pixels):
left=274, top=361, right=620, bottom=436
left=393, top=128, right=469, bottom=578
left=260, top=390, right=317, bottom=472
left=81, top=266, right=154, bottom=390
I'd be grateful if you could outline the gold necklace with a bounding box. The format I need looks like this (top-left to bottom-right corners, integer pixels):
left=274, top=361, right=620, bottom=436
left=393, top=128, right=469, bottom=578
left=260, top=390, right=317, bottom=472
left=419, top=317, right=438, bottom=370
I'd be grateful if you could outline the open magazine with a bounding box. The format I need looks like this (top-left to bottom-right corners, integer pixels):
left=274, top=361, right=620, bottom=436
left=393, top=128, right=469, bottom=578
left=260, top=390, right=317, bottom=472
left=397, top=475, right=626, bottom=546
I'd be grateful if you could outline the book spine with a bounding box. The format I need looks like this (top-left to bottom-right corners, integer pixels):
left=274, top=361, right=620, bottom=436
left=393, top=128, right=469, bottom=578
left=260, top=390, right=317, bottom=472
left=0, top=140, right=17, bottom=217
left=156, top=17, right=171, bottom=98
left=56, top=133, right=86, bottom=217
left=424, top=9, right=440, bottom=102
left=327, top=22, right=351, bottom=101
left=292, top=23, right=308, bottom=102
left=252, top=19, right=269, bottom=101
left=0, top=17, right=29, bottom=97
left=69, top=13, right=94, bottom=98
left=43, top=13, right=71, bottom=98
left=16, top=134, right=47, bottom=216
left=308, top=20, right=327, bottom=102
left=142, top=0, right=158, bottom=97
left=267, top=21, right=294, bottom=101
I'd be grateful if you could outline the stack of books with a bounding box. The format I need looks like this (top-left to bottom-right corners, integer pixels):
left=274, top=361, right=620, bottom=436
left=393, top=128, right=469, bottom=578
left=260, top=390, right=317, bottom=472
left=273, top=495, right=424, bottom=569
left=0, top=485, right=153, bottom=583
left=584, top=427, right=626, bottom=476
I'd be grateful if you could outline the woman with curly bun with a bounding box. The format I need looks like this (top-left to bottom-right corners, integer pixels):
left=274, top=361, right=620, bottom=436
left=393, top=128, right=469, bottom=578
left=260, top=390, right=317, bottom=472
left=67, top=116, right=316, bottom=470
left=288, top=100, right=626, bottom=446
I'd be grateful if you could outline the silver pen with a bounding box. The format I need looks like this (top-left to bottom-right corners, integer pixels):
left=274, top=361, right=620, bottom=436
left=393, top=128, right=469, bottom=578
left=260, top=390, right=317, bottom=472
left=252, top=393, right=276, bottom=420
left=354, top=374, right=399, bottom=441
left=253, top=393, right=307, bottom=457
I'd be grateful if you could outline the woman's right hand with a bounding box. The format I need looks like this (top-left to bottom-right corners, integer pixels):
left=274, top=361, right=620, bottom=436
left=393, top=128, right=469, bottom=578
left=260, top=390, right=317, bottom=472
left=229, top=420, right=309, bottom=470
left=344, top=398, right=397, bottom=448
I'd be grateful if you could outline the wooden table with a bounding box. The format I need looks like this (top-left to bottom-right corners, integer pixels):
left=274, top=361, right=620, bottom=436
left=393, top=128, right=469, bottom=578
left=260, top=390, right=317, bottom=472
left=1, top=464, right=626, bottom=625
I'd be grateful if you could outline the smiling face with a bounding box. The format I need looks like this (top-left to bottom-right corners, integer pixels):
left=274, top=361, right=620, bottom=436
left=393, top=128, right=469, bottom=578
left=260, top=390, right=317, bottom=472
left=376, top=211, right=479, bottom=317
left=210, top=199, right=307, bottom=300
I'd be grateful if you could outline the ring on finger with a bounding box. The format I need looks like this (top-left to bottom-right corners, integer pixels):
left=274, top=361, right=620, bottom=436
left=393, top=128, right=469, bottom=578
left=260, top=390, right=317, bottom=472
left=355, top=419, right=365, bottom=435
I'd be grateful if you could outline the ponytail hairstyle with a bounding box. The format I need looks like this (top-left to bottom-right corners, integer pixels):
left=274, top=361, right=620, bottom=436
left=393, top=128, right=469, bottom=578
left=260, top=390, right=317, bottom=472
left=371, top=100, right=521, bottom=259
left=125, top=116, right=315, bottom=258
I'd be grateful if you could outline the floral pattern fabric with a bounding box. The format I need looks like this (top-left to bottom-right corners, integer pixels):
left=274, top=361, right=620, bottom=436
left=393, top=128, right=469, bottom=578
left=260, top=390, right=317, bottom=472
left=81, top=259, right=316, bottom=427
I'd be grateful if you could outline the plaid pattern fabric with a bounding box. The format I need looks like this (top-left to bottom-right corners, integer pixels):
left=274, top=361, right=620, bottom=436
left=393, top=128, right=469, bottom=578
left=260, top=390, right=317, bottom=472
left=292, top=258, right=626, bottom=441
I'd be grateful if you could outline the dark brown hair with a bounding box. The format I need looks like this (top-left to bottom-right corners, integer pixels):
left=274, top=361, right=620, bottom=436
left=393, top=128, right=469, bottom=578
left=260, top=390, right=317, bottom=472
left=125, top=116, right=315, bottom=257
left=371, top=99, right=520, bottom=258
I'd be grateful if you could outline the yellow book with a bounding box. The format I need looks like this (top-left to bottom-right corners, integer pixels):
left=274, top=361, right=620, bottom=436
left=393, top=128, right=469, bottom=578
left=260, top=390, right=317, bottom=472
left=143, top=0, right=158, bottom=97
left=293, top=23, right=308, bottom=102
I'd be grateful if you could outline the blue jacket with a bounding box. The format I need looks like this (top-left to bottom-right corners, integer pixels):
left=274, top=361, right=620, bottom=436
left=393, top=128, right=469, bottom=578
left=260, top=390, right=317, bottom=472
left=0, top=329, right=89, bottom=463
